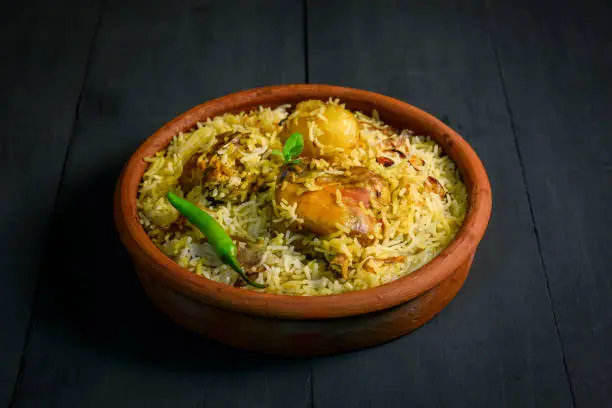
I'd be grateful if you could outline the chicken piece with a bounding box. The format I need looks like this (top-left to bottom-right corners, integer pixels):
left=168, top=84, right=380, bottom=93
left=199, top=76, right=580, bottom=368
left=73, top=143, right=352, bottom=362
left=329, top=167, right=390, bottom=209
left=202, top=132, right=244, bottom=182
left=281, top=100, right=359, bottom=159
left=178, top=131, right=239, bottom=193
left=177, top=131, right=266, bottom=201
left=203, top=155, right=233, bottom=183
left=178, top=154, right=204, bottom=193
left=275, top=165, right=389, bottom=239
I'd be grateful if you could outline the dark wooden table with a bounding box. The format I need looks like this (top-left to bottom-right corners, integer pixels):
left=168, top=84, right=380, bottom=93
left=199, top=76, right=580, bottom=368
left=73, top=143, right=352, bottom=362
left=2, top=0, right=611, bottom=407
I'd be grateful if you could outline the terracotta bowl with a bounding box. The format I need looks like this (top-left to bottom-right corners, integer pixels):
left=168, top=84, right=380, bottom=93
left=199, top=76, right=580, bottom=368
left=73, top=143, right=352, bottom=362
left=114, top=84, right=492, bottom=357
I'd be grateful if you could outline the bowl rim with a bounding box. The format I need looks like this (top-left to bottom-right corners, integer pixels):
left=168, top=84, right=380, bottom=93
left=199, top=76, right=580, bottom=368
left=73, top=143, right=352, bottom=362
left=114, top=84, right=492, bottom=320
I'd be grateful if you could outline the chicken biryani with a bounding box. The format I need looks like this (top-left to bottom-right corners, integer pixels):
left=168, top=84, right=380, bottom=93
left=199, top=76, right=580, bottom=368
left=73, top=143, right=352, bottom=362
left=137, top=99, right=467, bottom=295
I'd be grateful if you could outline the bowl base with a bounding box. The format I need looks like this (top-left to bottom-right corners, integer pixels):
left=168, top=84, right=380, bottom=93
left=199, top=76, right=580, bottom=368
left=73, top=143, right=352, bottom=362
left=135, top=254, right=473, bottom=357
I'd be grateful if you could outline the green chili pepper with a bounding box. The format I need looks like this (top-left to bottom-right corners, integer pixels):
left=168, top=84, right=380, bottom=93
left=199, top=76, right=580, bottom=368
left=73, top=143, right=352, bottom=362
left=166, top=192, right=265, bottom=289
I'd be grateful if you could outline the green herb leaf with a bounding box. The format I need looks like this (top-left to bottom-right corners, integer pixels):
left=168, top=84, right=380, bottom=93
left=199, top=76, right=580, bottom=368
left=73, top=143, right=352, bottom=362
left=283, top=132, right=304, bottom=162
left=271, top=132, right=304, bottom=165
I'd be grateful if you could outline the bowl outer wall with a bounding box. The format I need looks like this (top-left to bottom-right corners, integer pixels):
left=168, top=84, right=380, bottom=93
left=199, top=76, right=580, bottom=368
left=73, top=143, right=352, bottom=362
left=113, top=84, right=492, bottom=320
left=132, top=253, right=474, bottom=357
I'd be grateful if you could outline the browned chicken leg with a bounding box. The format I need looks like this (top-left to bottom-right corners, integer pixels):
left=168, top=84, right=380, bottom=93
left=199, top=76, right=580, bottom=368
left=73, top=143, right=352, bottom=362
left=275, top=165, right=389, bottom=240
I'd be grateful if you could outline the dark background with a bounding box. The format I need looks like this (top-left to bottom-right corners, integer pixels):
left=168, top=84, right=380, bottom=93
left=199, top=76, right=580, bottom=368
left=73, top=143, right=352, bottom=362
left=1, top=0, right=611, bottom=407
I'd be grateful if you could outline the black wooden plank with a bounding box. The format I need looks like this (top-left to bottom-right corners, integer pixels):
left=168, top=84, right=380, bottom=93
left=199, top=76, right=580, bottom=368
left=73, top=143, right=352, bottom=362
left=0, top=0, right=99, bottom=405
left=488, top=0, right=612, bottom=406
left=307, top=1, right=574, bottom=407
left=10, top=1, right=310, bottom=407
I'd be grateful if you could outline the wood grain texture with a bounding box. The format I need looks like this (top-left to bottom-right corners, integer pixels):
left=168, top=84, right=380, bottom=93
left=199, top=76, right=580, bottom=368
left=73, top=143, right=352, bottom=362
left=488, top=0, right=612, bottom=406
left=10, top=1, right=310, bottom=407
left=307, top=0, right=574, bottom=407
left=0, top=0, right=99, bottom=405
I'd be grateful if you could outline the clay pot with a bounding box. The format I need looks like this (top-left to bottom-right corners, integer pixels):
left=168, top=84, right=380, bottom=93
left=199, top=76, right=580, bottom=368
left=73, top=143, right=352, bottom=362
left=114, top=84, right=492, bottom=356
